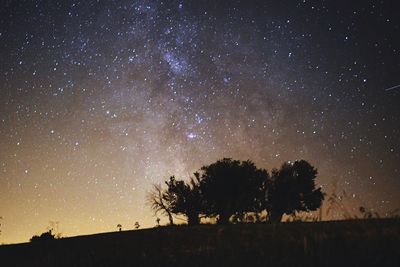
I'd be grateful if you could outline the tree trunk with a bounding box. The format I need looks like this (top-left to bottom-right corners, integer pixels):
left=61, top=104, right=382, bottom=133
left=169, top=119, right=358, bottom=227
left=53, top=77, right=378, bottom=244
left=187, top=214, right=200, bottom=225
left=167, top=212, right=174, bottom=225
left=269, top=210, right=283, bottom=223
left=218, top=212, right=231, bottom=224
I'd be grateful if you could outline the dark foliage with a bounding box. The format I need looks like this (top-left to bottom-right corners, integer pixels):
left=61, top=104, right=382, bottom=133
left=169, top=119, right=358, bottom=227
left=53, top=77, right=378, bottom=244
left=30, top=230, right=56, bottom=242
left=148, top=158, right=324, bottom=225
left=165, top=175, right=203, bottom=225
left=199, top=158, right=268, bottom=224
left=265, top=160, right=324, bottom=222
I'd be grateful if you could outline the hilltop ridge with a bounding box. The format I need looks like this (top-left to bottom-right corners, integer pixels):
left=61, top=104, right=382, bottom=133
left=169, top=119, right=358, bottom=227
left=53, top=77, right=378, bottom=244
left=0, top=219, right=399, bottom=267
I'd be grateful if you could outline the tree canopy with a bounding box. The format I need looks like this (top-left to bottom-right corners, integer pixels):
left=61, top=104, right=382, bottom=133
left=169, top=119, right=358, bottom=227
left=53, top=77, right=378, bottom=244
left=265, top=160, right=325, bottom=222
left=165, top=175, right=203, bottom=225
left=147, top=158, right=324, bottom=225
left=199, top=158, right=268, bottom=224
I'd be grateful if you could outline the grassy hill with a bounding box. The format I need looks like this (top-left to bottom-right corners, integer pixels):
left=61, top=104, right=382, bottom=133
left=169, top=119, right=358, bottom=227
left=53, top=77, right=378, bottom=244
left=1, top=219, right=399, bottom=267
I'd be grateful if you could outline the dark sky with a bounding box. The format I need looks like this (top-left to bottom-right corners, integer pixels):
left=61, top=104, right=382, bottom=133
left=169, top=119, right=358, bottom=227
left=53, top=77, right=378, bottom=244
left=0, top=0, right=399, bottom=243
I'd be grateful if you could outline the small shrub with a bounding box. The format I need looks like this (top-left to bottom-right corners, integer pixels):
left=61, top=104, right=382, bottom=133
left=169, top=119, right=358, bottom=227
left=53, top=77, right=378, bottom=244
left=30, top=230, right=56, bottom=242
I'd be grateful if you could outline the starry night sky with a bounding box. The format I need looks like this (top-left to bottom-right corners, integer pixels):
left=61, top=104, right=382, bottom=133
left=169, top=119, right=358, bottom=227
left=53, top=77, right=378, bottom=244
left=0, top=0, right=399, bottom=244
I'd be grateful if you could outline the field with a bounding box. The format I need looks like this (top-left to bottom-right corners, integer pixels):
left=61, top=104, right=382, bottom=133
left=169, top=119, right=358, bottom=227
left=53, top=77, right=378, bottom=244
left=0, top=219, right=399, bottom=267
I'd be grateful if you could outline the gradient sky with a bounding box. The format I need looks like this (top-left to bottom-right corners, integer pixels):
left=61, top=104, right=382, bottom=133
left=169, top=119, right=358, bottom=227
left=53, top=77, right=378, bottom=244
left=1, top=0, right=399, bottom=244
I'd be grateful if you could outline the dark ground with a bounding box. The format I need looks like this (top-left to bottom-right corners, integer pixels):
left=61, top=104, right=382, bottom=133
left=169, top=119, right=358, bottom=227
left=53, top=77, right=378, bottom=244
left=0, top=219, right=399, bottom=267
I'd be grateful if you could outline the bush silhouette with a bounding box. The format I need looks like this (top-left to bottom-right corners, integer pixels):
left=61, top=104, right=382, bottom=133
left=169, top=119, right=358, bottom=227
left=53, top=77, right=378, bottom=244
left=30, top=230, right=56, bottom=242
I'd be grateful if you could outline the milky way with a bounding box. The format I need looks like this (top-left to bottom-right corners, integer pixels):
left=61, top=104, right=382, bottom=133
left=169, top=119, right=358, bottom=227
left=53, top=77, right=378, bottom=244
left=0, top=0, right=399, bottom=243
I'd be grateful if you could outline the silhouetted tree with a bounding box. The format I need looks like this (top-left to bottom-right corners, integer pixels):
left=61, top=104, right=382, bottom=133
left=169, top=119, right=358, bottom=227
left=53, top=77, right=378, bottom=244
left=117, top=224, right=122, bottom=231
left=147, top=184, right=174, bottom=225
left=30, top=229, right=56, bottom=242
left=134, top=222, right=140, bottom=229
left=199, top=158, right=268, bottom=224
left=165, top=174, right=203, bottom=225
left=265, top=160, right=324, bottom=222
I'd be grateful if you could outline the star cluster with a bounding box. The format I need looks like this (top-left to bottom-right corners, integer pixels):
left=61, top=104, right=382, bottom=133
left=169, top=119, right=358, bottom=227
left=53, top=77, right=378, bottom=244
left=0, top=0, right=399, bottom=243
